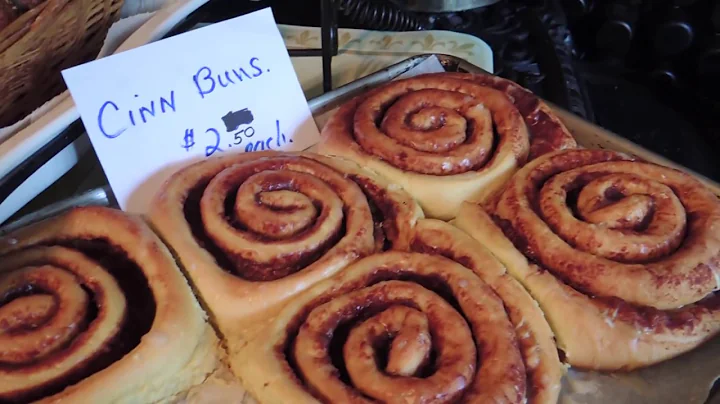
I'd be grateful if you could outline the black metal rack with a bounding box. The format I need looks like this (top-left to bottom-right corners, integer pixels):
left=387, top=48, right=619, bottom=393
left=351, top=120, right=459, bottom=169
left=290, top=0, right=425, bottom=93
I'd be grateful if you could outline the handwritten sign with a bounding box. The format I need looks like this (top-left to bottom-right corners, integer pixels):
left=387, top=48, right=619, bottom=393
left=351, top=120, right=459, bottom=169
left=62, top=8, right=320, bottom=213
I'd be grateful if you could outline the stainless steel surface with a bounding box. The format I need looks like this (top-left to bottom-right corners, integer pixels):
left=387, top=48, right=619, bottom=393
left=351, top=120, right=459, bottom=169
left=0, top=186, right=111, bottom=235
left=390, top=0, right=502, bottom=13
left=308, top=55, right=428, bottom=115
left=560, top=336, right=720, bottom=404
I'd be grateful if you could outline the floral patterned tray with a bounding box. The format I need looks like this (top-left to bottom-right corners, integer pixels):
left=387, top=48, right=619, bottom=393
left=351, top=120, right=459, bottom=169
left=279, top=25, right=493, bottom=99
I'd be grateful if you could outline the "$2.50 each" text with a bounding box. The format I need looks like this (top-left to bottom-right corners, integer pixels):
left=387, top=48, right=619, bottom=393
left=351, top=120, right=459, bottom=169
left=181, top=119, right=293, bottom=156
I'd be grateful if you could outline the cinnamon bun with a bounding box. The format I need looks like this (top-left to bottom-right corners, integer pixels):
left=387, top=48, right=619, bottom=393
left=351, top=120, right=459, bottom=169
left=0, top=207, right=219, bottom=403
left=455, top=149, right=720, bottom=370
left=148, top=151, right=422, bottom=344
left=237, top=221, right=562, bottom=403
left=318, top=72, right=576, bottom=220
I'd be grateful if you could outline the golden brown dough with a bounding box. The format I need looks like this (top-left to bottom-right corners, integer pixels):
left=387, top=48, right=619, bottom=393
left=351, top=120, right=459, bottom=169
left=0, top=207, right=219, bottom=403
left=411, top=219, right=563, bottom=403
left=439, top=72, right=576, bottom=160
left=148, top=151, right=422, bottom=345
left=455, top=149, right=720, bottom=370
left=237, top=220, right=563, bottom=403
left=317, top=72, right=576, bottom=220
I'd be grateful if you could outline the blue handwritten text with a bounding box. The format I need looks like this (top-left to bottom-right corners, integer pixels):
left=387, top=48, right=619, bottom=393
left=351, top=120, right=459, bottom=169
left=193, top=57, right=265, bottom=99
left=97, top=91, right=176, bottom=139
left=182, top=119, right=291, bottom=156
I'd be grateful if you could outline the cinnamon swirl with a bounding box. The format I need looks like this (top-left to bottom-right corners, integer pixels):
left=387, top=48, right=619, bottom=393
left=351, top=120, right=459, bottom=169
left=237, top=222, right=562, bottom=403
left=148, top=151, right=422, bottom=343
left=318, top=72, right=576, bottom=220
left=0, top=207, right=219, bottom=403
left=455, top=149, right=720, bottom=370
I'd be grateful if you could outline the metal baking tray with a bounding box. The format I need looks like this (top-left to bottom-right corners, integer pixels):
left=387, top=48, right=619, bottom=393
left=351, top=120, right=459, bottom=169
left=1, top=53, right=719, bottom=404
left=307, top=53, right=720, bottom=404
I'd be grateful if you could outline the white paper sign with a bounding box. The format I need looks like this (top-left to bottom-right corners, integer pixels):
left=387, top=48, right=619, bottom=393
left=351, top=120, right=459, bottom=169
left=62, top=8, right=320, bottom=213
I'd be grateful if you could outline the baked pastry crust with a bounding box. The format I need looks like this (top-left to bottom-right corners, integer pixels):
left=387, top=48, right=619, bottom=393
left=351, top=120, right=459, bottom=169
left=149, top=151, right=422, bottom=344
left=411, top=219, right=562, bottom=403
left=438, top=73, right=575, bottom=160
left=317, top=72, right=576, bottom=220
left=0, top=207, right=219, bottom=403
left=455, top=149, right=720, bottom=370
left=237, top=220, right=562, bottom=403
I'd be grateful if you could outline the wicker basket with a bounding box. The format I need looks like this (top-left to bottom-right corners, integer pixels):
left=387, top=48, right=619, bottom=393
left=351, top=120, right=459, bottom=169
left=0, top=0, right=123, bottom=128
